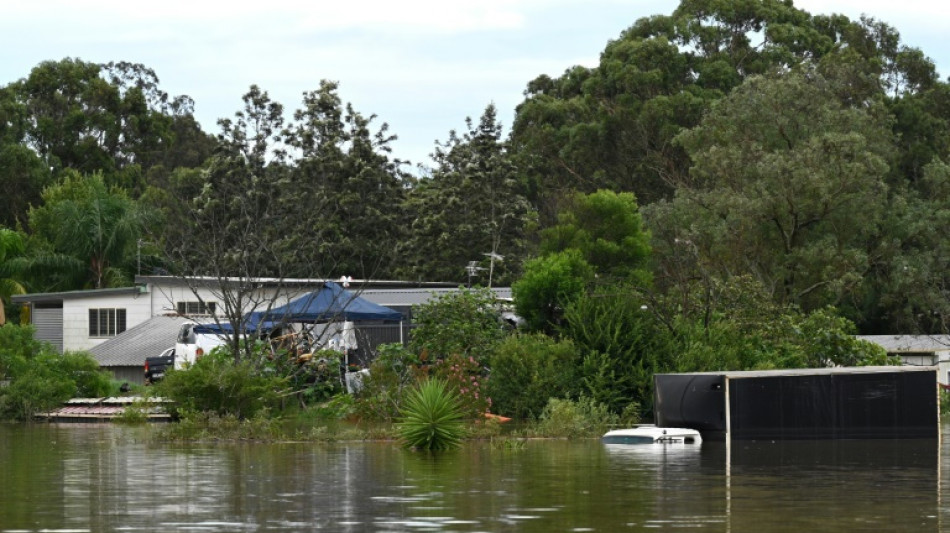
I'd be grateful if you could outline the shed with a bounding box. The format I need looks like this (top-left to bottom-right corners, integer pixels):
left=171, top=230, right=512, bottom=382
left=857, top=335, right=950, bottom=385
left=654, top=366, right=939, bottom=442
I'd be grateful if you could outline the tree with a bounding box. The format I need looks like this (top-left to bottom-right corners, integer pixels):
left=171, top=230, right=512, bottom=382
left=647, top=68, right=894, bottom=313
left=540, top=189, right=651, bottom=284
left=513, top=249, right=594, bottom=333
left=285, top=81, right=409, bottom=279
left=865, top=159, right=950, bottom=333
left=561, top=286, right=668, bottom=414
left=400, top=104, right=534, bottom=285
left=26, top=171, right=155, bottom=290
left=4, top=58, right=213, bottom=196
left=0, top=228, right=27, bottom=325
left=509, top=1, right=939, bottom=224
left=162, top=83, right=408, bottom=364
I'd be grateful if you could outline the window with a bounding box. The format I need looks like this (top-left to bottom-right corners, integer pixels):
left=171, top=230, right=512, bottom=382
left=176, top=301, right=216, bottom=316
left=88, top=308, right=127, bottom=337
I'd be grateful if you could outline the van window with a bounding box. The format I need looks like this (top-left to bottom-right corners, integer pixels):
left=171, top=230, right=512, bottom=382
left=177, top=325, right=196, bottom=344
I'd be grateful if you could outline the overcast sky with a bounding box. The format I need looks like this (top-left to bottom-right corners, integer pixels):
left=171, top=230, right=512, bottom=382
left=2, top=0, right=947, bottom=170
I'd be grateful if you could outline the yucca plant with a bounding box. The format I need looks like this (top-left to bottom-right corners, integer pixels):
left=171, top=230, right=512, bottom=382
left=397, top=378, right=465, bottom=451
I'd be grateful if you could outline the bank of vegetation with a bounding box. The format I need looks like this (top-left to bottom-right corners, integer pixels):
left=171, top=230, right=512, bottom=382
left=1, top=0, right=949, bottom=439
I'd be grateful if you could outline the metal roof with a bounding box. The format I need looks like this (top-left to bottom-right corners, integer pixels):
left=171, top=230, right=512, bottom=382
left=655, top=365, right=936, bottom=379
left=135, top=275, right=459, bottom=289
left=12, top=286, right=142, bottom=303
left=360, top=287, right=512, bottom=307
left=856, top=335, right=950, bottom=353
left=89, top=315, right=186, bottom=367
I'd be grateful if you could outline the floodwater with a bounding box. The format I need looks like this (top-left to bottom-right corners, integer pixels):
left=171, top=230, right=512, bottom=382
left=0, top=423, right=947, bottom=532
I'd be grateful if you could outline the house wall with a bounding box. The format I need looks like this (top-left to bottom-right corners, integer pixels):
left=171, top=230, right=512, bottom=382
left=63, top=292, right=152, bottom=352
left=144, top=281, right=305, bottom=319
left=897, top=352, right=950, bottom=386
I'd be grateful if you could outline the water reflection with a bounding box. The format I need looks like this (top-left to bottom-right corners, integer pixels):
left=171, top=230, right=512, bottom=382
left=0, top=424, right=947, bottom=532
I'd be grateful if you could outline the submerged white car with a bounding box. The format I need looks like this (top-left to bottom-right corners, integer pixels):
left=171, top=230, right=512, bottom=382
left=601, top=426, right=702, bottom=445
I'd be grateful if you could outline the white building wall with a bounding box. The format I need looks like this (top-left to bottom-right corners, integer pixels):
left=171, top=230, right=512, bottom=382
left=145, top=281, right=304, bottom=318
left=62, top=292, right=152, bottom=352
left=936, top=351, right=950, bottom=386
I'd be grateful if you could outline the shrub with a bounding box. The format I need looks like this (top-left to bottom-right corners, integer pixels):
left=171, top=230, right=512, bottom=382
left=353, top=343, right=421, bottom=422
left=409, top=287, right=508, bottom=362
left=485, top=333, right=579, bottom=419
left=431, top=354, right=490, bottom=418
left=532, top=397, right=618, bottom=439
left=0, top=325, right=114, bottom=420
left=153, top=346, right=284, bottom=419
left=513, top=249, right=594, bottom=332
left=397, top=378, right=465, bottom=451
left=562, top=287, right=667, bottom=413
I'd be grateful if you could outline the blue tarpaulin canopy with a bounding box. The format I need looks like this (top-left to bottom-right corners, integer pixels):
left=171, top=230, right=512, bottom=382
left=244, top=281, right=403, bottom=327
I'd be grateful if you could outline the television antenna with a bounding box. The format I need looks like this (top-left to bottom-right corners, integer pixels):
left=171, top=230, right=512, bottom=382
left=465, top=261, right=485, bottom=288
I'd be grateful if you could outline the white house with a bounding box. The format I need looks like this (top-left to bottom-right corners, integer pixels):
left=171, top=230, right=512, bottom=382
left=12, top=276, right=510, bottom=384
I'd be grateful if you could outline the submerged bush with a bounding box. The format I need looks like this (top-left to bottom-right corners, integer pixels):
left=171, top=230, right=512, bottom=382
left=397, top=378, right=465, bottom=451
left=353, top=343, right=421, bottom=422
left=153, top=347, right=284, bottom=419
left=0, top=325, right=114, bottom=420
left=486, top=333, right=579, bottom=419
left=430, top=354, right=490, bottom=418
left=157, top=410, right=283, bottom=441
left=532, top=397, right=618, bottom=439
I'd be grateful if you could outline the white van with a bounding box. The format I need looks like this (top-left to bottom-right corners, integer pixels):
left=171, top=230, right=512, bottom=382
left=174, top=323, right=230, bottom=368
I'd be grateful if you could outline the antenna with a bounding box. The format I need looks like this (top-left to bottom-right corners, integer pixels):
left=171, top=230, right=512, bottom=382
left=465, top=261, right=485, bottom=288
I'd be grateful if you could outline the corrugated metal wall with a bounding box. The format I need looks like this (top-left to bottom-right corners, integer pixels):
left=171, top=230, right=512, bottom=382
left=108, top=366, right=144, bottom=387
left=33, top=304, right=64, bottom=353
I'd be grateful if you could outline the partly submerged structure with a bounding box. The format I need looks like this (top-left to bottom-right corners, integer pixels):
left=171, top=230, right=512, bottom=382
left=654, top=366, right=938, bottom=442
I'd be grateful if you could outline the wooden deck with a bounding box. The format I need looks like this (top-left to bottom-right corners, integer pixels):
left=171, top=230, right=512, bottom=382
left=36, top=396, right=172, bottom=423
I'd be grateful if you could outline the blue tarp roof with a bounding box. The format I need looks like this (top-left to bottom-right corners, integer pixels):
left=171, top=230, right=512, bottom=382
left=244, top=281, right=403, bottom=327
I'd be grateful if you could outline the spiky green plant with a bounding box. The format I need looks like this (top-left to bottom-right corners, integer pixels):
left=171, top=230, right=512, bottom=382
left=397, top=378, right=465, bottom=451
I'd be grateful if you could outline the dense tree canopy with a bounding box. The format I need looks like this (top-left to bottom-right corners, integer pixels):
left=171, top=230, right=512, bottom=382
left=399, top=105, right=534, bottom=286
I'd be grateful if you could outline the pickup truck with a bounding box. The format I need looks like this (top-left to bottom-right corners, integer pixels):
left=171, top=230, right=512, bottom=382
left=144, top=347, right=175, bottom=385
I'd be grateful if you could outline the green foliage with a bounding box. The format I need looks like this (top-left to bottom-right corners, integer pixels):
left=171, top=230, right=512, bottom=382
left=0, top=325, right=113, bottom=420
left=0, top=145, right=52, bottom=230
left=531, top=397, right=618, bottom=439
left=27, top=171, right=156, bottom=290
left=267, top=348, right=344, bottom=406
left=353, top=343, right=421, bottom=422
left=792, top=308, right=893, bottom=367
left=513, top=249, right=594, bottom=332
left=397, top=378, right=466, bottom=451
left=157, top=410, right=283, bottom=442
left=153, top=346, right=284, bottom=419
left=399, top=104, right=534, bottom=285
left=561, top=286, right=666, bottom=413
left=59, top=351, right=114, bottom=397
left=113, top=398, right=150, bottom=425
left=540, top=190, right=651, bottom=284
left=663, top=288, right=894, bottom=374
left=651, top=68, right=893, bottom=313
left=485, top=333, right=579, bottom=419
left=941, top=389, right=950, bottom=421
left=0, top=227, right=27, bottom=325
left=430, top=354, right=490, bottom=419
left=409, top=287, right=508, bottom=361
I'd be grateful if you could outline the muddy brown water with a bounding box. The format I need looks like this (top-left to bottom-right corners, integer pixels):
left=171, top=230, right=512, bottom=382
left=0, top=423, right=946, bottom=531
